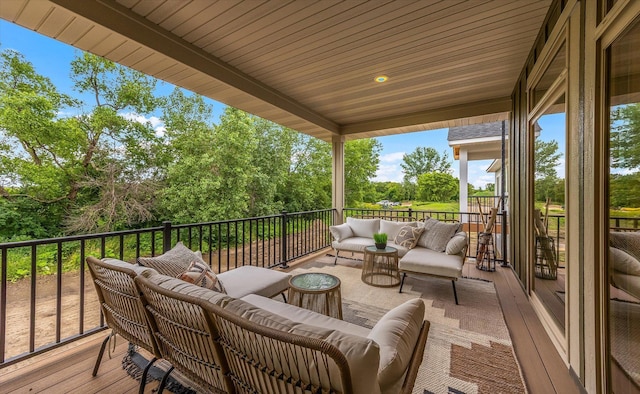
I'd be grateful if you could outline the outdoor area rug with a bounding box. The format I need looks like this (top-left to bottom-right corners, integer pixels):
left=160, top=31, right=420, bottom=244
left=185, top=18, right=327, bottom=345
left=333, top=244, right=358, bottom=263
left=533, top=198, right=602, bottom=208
left=292, top=255, right=527, bottom=394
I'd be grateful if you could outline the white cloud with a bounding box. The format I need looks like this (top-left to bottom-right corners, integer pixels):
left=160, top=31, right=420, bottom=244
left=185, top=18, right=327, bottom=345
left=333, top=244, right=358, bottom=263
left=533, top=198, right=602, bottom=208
left=380, top=152, right=405, bottom=163
left=154, top=126, right=167, bottom=137
left=374, top=152, right=406, bottom=182
left=374, top=163, right=404, bottom=182
left=120, top=113, right=166, bottom=136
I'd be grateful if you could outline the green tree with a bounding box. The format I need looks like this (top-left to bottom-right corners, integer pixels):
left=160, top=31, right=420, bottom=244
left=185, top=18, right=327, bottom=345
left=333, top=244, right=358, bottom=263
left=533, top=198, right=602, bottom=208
left=416, top=172, right=459, bottom=202
left=534, top=139, right=562, bottom=202
left=0, top=50, right=163, bottom=233
left=277, top=134, right=331, bottom=212
left=401, top=147, right=451, bottom=183
left=610, top=173, right=640, bottom=208
left=161, top=105, right=257, bottom=222
left=247, top=119, right=298, bottom=215
left=344, top=139, right=381, bottom=206
left=535, top=139, right=561, bottom=179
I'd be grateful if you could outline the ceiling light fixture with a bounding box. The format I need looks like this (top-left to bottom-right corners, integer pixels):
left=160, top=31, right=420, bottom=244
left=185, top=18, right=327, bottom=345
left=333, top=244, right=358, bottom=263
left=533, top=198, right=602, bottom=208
left=374, top=75, right=388, bottom=83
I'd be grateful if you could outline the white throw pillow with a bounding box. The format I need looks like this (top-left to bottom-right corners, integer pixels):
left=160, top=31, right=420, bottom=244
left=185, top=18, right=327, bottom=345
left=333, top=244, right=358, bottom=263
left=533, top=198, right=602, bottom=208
left=446, top=231, right=468, bottom=255
left=346, top=217, right=380, bottom=238
left=329, top=223, right=354, bottom=241
left=368, top=298, right=425, bottom=392
left=610, top=247, right=640, bottom=276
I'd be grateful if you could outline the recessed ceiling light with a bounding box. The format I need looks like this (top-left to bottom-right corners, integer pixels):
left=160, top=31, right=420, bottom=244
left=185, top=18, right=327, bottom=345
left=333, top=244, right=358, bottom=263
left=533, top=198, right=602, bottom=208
left=374, top=75, right=388, bottom=83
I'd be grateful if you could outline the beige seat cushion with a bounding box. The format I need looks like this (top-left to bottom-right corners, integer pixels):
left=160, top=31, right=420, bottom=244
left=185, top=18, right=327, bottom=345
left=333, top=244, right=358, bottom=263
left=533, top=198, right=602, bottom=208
left=240, top=293, right=371, bottom=338
left=399, top=248, right=464, bottom=278
left=612, top=272, right=640, bottom=300
left=386, top=242, right=409, bottom=257
left=224, top=298, right=382, bottom=394
left=332, top=237, right=375, bottom=253
left=218, top=265, right=291, bottom=299
left=368, top=298, right=425, bottom=393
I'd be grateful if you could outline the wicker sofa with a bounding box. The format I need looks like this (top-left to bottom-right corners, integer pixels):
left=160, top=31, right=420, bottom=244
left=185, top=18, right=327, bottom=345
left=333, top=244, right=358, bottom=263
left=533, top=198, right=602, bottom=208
left=330, top=217, right=468, bottom=303
left=610, top=231, right=640, bottom=300
left=89, top=254, right=430, bottom=394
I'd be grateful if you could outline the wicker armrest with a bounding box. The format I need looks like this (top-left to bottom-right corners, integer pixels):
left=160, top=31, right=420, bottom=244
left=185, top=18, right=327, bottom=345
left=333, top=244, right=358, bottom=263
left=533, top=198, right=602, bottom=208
left=401, top=320, right=430, bottom=394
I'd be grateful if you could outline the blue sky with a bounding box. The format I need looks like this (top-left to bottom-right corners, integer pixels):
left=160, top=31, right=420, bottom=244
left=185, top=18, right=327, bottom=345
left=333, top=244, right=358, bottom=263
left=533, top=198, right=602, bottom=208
left=1, top=20, right=564, bottom=188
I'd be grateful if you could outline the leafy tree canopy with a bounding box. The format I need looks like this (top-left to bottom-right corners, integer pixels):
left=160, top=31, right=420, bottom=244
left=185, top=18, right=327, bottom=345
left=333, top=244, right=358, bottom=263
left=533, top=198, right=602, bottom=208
left=400, top=147, right=451, bottom=183
left=611, top=103, right=640, bottom=170
left=416, top=172, right=459, bottom=202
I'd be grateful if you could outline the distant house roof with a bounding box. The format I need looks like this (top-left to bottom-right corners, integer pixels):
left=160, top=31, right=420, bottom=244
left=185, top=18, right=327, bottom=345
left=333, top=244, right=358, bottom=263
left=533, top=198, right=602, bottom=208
left=448, top=121, right=541, bottom=143
left=448, top=121, right=509, bottom=142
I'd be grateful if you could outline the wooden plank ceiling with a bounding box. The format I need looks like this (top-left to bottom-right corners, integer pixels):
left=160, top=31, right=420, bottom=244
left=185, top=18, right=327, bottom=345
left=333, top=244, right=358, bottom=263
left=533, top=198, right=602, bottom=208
left=1, top=0, right=551, bottom=142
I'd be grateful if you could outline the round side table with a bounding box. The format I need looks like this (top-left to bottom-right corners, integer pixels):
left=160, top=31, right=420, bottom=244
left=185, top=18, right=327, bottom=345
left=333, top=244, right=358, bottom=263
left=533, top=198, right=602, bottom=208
left=362, top=245, right=401, bottom=287
left=288, top=272, right=342, bottom=319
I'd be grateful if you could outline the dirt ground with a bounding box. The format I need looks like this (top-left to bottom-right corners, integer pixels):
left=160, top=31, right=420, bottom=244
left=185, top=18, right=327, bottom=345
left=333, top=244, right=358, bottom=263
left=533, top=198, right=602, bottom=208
left=4, top=270, right=102, bottom=360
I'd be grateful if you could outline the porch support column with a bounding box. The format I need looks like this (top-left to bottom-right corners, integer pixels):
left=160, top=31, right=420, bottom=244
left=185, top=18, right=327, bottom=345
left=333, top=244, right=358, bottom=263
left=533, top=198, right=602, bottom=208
left=459, top=148, right=468, bottom=222
left=332, top=135, right=345, bottom=224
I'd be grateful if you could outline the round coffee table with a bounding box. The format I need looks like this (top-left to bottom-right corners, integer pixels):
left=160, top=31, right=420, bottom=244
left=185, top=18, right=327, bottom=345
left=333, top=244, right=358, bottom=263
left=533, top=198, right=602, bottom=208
left=362, top=245, right=401, bottom=287
left=288, top=272, right=342, bottom=319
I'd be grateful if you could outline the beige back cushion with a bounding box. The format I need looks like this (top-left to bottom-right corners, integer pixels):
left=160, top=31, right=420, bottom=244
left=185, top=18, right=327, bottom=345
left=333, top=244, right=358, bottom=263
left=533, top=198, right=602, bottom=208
left=380, top=220, right=413, bottom=240
left=417, top=219, right=460, bottom=252
left=368, top=298, right=425, bottom=392
left=144, top=273, right=232, bottom=307
left=137, top=242, right=204, bottom=277
left=610, top=232, right=640, bottom=262
left=346, top=217, right=381, bottom=238
left=224, top=298, right=382, bottom=394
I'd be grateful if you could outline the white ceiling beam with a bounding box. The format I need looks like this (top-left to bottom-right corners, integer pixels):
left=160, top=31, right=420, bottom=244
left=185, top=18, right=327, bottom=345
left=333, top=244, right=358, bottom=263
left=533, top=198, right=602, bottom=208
left=340, top=97, right=511, bottom=136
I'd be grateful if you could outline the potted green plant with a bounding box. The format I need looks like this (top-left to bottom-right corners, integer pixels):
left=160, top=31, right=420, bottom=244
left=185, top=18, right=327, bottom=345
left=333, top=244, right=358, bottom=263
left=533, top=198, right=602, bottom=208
left=373, top=232, right=388, bottom=249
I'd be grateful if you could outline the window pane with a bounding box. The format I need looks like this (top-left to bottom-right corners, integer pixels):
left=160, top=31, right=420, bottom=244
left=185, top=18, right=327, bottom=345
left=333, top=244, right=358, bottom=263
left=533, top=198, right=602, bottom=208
left=607, top=17, right=640, bottom=392
left=532, top=42, right=566, bottom=109
left=532, top=93, right=566, bottom=331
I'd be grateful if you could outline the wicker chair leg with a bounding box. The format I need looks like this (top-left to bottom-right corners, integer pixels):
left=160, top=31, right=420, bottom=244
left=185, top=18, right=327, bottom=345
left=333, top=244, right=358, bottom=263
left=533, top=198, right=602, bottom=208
left=138, top=357, right=158, bottom=394
left=157, top=366, right=174, bottom=394
left=281, top=292, right=287, bottom=303
left=92, top=334, right=111, bottom=376
left=452, top=281, right=459, bottom=305
left=334, top=250, right=339, bottom=265
left=399, top=273, right=407, bottom=293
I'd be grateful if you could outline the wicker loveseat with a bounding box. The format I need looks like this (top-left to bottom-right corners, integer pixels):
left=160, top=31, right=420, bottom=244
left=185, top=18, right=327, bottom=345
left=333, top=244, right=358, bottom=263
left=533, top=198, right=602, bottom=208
left=330, top=217, right=468, bottom=303
left=610, top=231, right=640, bottom=300
left=89, top=255, right=430, bottom=394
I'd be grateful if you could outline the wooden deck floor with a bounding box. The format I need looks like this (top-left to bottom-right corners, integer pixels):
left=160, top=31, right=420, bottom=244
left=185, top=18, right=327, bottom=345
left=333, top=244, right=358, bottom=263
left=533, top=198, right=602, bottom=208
left=0, top=252, right=582, bottom=393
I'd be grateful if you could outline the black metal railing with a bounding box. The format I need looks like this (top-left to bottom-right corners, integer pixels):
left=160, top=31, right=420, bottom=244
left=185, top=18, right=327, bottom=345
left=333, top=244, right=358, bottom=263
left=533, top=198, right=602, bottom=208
left=0, top=209, right=334, bottom=367
left=467, top=195, right=508, bottom=214
left=1, top=205, right=636, bottom=369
